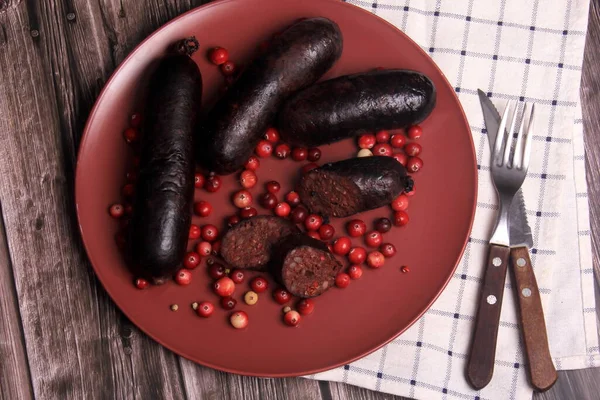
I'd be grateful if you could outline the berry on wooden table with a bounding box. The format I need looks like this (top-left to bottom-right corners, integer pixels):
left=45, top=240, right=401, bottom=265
left=255, top=140, right=273, bottom=157
left=204, top=175, right=222, bottom=192
left=318, top=224, right=335, bottom=240
left=273, top=288, right=291, bottom=304
left=109, top=204, right=124, bottom=219
left=365, top=231, right=383, bottom=248
left=347, top=247, right=367, bottom=264
left=380, top=243, right=397, bottom=258
left=230, top=311, right=249, bottom=329
left=297, top=299, right=315, bottom=315
left=175, top=269, right=192, bottom=286
left=260, top=192, right=278, bottom=209
left=391, top=194, right=409, bottom=211
left=348, top=265, right=363, bottom=279
left=393, top=210, right=410, bottom=227
left=374, top=218, right=392, bottom=233
left=390, top=134, right=406, bottom=148
left=194, top=172, right=205, bottom=188
left=407, top=125, right=422, bottom=140
left=266, top=180, right=281, bottom=193
left=333, top=237, right=352, bottom=256
left=239, top=170, right=257, bottom=189
left=245, top=156, right=260, bottom=171
left=375, top=130, right=390, bottom=143
left=347, top=219, right=367, bottom=237
left=358, top=134, right=376, bottom=149
left=196, top=241, right=212, bottom=256
left=135, top=278, right=149, bottom=289
left=367, top=251, right=385, bottom=268
left=335, top=273, right=351, bottom=288
left=194, top=201, right=212, bottom=217
left=214, top=277, right=235, bottom=297
left=284, top=310, right=301, bottom=327
left=201, top=224, right=219, bottom=242
left=304, top=214, right=323, bottom=231
left=220, top=296, right=237, bottom=310
left=307, top=147, right=322, bottom=162
left=264, top=127, right=280, bottom=143
left=250, top=276, right=269, bottom=293
left=196, top=301, right=215, bottom=317
left=184, top=252, right=201, bottom=269
left=208, top=47, right=229, bottom=65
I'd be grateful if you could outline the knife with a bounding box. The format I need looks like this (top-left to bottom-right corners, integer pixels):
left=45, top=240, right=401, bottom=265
left=478, top=90, right=557, bottom=391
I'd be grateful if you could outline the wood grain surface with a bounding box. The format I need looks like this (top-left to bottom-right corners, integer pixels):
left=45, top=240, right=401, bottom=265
left=0, top=0, right=598, bottom=399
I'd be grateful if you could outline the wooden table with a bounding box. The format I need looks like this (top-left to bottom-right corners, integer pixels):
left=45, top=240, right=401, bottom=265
left=1, top=1, right=599, bottom=399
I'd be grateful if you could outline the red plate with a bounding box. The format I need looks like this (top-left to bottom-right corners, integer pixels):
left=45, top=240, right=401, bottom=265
left=76, top=0, right=476, bottom=377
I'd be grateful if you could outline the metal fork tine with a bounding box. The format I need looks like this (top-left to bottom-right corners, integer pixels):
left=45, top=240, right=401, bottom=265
left=503, top=101, right=519, bottom=166
left=512, top=103, right=528, bottom=169
left=494, top=100, right=512, bottom=165
left=522, top=103, right=535, bottom=171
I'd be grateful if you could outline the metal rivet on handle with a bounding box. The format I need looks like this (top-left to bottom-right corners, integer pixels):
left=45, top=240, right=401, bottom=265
left=522, top=288, right=532, bottom=297
left=516, top=258, right=526, bottom=267
left=66, top=12, right=76, bottom=21
left=30, top=30, right=39, bottom=38
left=492, top=257, right=502, bottom=267
left=487, top=295, right=497, bottom=305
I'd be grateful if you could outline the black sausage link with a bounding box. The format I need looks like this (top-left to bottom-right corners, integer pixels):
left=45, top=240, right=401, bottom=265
left=278, top=69, right=436, bottom=146
left=197, top=17, right=343, bottom=174
left=297, top=156, right=414, bottom=218
left=128, top=39, right=202, bottom=283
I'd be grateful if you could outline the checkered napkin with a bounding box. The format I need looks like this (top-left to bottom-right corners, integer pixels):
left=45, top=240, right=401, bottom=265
left=306, top=1, right=600, bottom=399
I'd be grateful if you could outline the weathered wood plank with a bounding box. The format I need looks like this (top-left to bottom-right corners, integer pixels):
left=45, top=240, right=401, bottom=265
left=328, top=382, right=406, bottom=400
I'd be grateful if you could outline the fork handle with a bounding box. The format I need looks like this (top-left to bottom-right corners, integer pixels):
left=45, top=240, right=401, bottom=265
left=510, top=246, right=557, bottom=391
left=467, top=244, right=510, bottom=390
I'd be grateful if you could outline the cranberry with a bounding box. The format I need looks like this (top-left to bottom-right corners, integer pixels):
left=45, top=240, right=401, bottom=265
left=291, top=147, right=308, bottom=161
left=393, top=152, right=408, bottom=166
left=214, top=277, right=235, bottom=297
left=283, top=310, right=301, bottom=327
left=212, top=240, right=221, bottom=255
left=375, top=130, right=390, bottom=143
left=184, top=251, right=201, bottom=269
left=135, top=278, right=149, bottom=289
left=175, top=269, right=192, bottom=285
left=348, top=265, right=363, bottom=279
left=404, top=142, right=422, bottom=157
left=123, top=127, right=139, bottom=144
left=264, top=127, right=280, bottom=143
left=406, top=182, right=416, bottom=196
left=365, top=231, right=383, bottom=248
left=230, top=269, right=245, bottom=284
left=347, top=219, right=367, bottom=237
left=302, top=163, right=319, bottom=173
left=307, top=231, right=321, bottom=240
left=220, top=61, right=236, bottom=76
left=245, top=156, right=260, bottom=171
left=255, top=140, right=273, bottom=157
left=390, top=134, right=406, bottom=148
left=266, top=180, right=281, bottom=193
left=124, top=204, right=133, bottom=216
left=126, top=170, right=138, bottom=182
left=208, top=47, right=229, bottom=65
left=358, top=134, right=376, bottom=149
left=380, top=243, right=397, bottom=258
left=273, top=288, right=291, bottom=304
left=196, top=301, right=215, bottom=317
left=227, top=215, right=240, bottom=227
left=194, top=200, right=212, bottom=217
left=375, top=217, right=392, bottom=233
left=260, top=192, right=278, bottom=209
left=201, top=224, right=219, bottom=242
left=335, top=273, right=351, bottom=288
left=401, top=265, right=410, bottom=273
left=391, top=194, right=409, bottom=211
left=244, top=291, right=259, bottom=305
left=196, top=241, right=212, bottom=256
left=250, top=276, right=269, bottom=293
left=204, top=175, right=222, bottom=192
left=274, top=202, right=291, bottom=217
left=318, top=224, right=335, bottom=240
left=285, top=191, right=301, bottom=207
left=373, top=143, right=393, bottom=157
left=407, top=125, right=422, bottom=140
left=357, top=149, right=373, bottom=158
left=109, top=204, right=124, bottom=219
left=240, top=206, right=258, bottom=219
left=194, top=172, right=205, bottom=188
left=230, top=311, right=249, bottom=329
left=290, top=206, right=308, bottom=224
left=347, top=247, right=367, bottom=264
left=394, top=210, right=410, bottom=226
left=130, top=113, right=142, bottom=128
left=327, top=243, right=334, bottom=253
left=367, top=251, right=385, bottom=268
left=407, top=156, right=423, bottom=172
left=208, top=263, right=227, bottom=279
left=297, top=299, right=315, bottom=315
left=122, top=183, right=135, bottom=198
left=220, top=296, right=237, bottom=310
left=275, top=144, right=291, bottom=159
left=239, top=170, right=257, bottom=189
left=304, top=214, right=323, bottom=231
left=232, top=190, right=253, bottom=208
left=333, top=237, right=352, bottom=256
left=307, top=147, right=322, bottom=162
left=189, top=224, right=201, bottom=239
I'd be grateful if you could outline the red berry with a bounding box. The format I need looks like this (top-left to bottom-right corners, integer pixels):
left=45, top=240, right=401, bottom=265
left=327, top=243, right=334, bottom=253
left=283, top=310, right=301, bottom=327
left=347, top=247, right=367, bottom=264
left=304, top=214, right=323, bottom=231
left=250, top=276, right=269, bottom=293
left=274, top=202, right=291, bottom=217
left=374, top=217, right=392, bottom=233
left=393, top=152, right=408, bottom=166
left=290, top=206, right=308, bottom=224
left=266, top=180, right=281, bottom=193
left=347, top=219, right=367, bottom=237
left=358, top=134, right=376, bottom=149
left=393, top=210, right=410, bottom=226
left=297, top=299, right=315, bottom=315
left=220, top=296, right=237, bottom=310
left=208, top=47, right=229, bottom=65
left=285, top=191, right=301, bottom=207
left=302, top=162, right=319, bottom=173
left=264, top=127, right=280, bottom=143
left=407, top=125, right=422, bottom=140
left=130, top=113, right=142, bottom=128
left=220, top=60, right=236, bottom=76
left=407, top=156, right=423, bottom=172
left=196, top=241, right=212, bottom=256
left=390, top=134, right=406, bottom=148
left=126, top=170, right=137, bottom=182
left=335, top=273, right=351, bottom=288
left=255, top=140, right=273, bottom=157
left=135, top=278, right=149, bottom=289
left=175, top=269, right=192, bottom=285
left=333, top=237, right=352, bottom=256
left=373, top=143, right=393, bottom=157
left=239, top=170, right=257, bottom=189
left=122, top=183, right=135, bottom=198
left=348, top=265, right=363, bottom=279
left=245, top=156, right=260, bottom=171
left=109, top=204, right=124, bottom=219
left=307, top=147, right=322, bottom=162
left=196, top=301, right=215, bottom=317
left=404, top=142, right=422, bottom=157
left=194, top=172, right=205, bottom=188
left=318, top=224, right=335, bottom=240
left=380, top=243, right=397, bottom=258
left=189, top=224, right=201, bottom=239
left=230, top=269, right=245, bottom=284
left=232, top=190, right=253, bottom=208
left=275, top=144, right=291, bottom=159
left=291, top=147, right=308, bottom=161
left=208, top=263, right=227, bottom=279
left=204, top=175, right=222, bottom=192
left=391, top=194, right=409, bottom=211
left=212, top=240, right=221, bottom=255
left=240, top=206, right=258, bottom=219
left=194, top=200, right=212, bottom=217
left=273, top=288, right=291, bottom=304
left=214, top=277, right=235, bottom=297
left=227, top=215, right=240, bottom=227
left=367, top=251, right=385, bottom=268
left=307, top=231, right=321, bottom=240
left=184, top=252, right=201, bottom=269
left=365, top=231, right=383, bottom=248
left=375, top=130, right=390, bottom=143
left=401, top=265, right=410, bottom=273
left=123, top=127, right=139, bottom=144
left=230, top=311, right=249, bottom=329
left=406, top=182, right=416, bottom=196
left=260, top=192, right=278, bottom=209
left=201, top=224, right=219, bottom=242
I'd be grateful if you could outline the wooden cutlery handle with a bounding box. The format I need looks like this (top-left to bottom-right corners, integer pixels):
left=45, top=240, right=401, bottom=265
left=467, top=244, right=511, bottom=390
left=510, top=246, right=558, bottom=391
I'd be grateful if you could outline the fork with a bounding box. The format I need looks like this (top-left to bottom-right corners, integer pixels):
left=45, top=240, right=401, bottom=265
left=466, top=100, right=534, bottom=390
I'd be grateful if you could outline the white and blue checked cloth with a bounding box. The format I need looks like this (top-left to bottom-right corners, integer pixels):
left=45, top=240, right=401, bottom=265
left=307, top=1, right=600, bottom=399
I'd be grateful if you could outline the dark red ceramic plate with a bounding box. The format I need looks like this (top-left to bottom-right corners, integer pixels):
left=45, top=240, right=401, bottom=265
left=76, top=0, right=476, bottom=377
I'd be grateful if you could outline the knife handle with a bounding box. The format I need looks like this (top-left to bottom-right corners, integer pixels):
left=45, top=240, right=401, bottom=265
left=467, top=244, right=510, bottom=390
left=510, top=246, right=558, bottom=391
